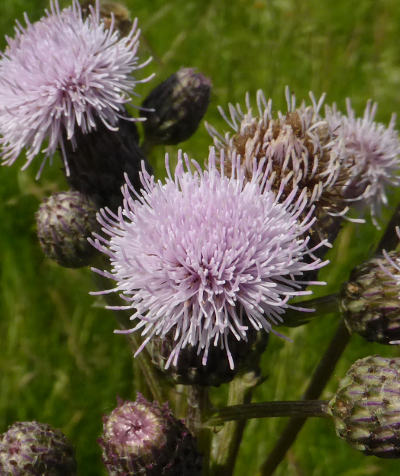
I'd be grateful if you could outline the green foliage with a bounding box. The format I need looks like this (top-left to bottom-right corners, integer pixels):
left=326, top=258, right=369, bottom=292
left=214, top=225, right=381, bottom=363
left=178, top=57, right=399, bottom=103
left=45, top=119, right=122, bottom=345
left=1, top=0, right=400, bottom=475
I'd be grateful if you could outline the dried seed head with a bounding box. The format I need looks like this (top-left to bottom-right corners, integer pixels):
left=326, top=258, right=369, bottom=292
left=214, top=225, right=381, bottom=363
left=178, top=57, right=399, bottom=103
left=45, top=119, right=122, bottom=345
left=207, top=87, right=349, bottom=244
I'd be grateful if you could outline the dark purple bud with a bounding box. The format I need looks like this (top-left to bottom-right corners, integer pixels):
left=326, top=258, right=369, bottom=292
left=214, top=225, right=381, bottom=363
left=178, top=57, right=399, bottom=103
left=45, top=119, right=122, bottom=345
left=141, top=68, right=211, bottom=146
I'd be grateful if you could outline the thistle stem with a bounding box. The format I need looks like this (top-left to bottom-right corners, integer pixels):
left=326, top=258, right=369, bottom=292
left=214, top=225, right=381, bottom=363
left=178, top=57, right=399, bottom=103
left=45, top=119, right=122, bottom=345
left=186, top=386, right=212, bottom=476
left=92, top=267, right=168, bottom=404
left=259, top=319, right=350, bottom=476
left=283, top=293, right=339, bottom=327
left=377, top=202, right=400, bottom=253
left=210, top=370, right=261, bottom=476
left=206, top=400, right=329, bottom=426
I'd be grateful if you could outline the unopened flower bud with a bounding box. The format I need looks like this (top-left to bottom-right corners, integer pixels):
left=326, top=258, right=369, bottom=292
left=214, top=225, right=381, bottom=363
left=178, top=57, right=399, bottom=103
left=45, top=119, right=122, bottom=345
left=0, top=421, right=77, bottom=475
left=141, top=68, right=211, bottom=146
left=340, top=253, right=400, bottom=344
left=64, top=113, right=149, bottom=211
left=328, top=355, right=400, bottom=458
left=99, top=395, right=202, bottom=475
left=36, top=191, right=99, bottom=268
left=149, top=330, right=268, bottom=387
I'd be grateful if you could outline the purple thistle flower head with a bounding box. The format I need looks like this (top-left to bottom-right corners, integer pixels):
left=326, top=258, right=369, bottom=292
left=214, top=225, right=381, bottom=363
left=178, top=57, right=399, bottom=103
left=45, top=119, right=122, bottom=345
left=326, top=99, right=400, bottom=224
left=91, top=148, right=327, bottom=369
left=0, top=0, right=152, bottom=176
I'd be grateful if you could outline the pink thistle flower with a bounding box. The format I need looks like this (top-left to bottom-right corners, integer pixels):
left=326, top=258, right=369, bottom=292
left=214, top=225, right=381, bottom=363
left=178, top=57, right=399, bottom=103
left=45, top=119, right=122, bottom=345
left=0, top=0, right=152, bottom=176
left=326, top=99, right=400, bottom=224
left=91, top=148, right=327, bottom=370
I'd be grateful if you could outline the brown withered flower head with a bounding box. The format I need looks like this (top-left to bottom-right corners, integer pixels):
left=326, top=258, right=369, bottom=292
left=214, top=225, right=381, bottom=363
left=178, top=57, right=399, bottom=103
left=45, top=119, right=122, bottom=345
left=206, top=87, right=353, bottom=244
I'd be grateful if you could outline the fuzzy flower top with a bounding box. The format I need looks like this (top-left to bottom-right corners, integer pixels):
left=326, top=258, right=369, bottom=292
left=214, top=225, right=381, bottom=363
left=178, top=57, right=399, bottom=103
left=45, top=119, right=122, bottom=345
left=326, top=99, right=400, bottom=223
left=0, top=0, right=151, bottom=175
left=91, top=149, right=327, bottom=369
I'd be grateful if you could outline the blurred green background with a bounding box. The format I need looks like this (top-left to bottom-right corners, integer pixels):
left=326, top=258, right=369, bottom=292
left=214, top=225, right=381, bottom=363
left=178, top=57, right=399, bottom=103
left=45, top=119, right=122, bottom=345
left=1, top=0, right=400, bottom=474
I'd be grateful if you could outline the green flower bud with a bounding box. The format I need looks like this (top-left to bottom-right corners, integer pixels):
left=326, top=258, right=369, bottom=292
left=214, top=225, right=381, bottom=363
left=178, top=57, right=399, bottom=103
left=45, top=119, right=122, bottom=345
left=141, top=68, right=211, bottom=146
left=99, top=395, right=202, bottom=475
left=36, top=190, right=99, bottom=268
left=0, top=421, right=77, bottom=475
left=149, top=330, right=268, bottom=387
left=328, top=355, right=400, bottom=458
left=340, top=252, right=400, bottom=344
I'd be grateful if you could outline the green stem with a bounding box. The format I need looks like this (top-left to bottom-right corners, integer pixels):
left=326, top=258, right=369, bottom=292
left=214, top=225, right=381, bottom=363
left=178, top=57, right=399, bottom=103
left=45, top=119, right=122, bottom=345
left=259, top=319, right=350, bottom=476
left=377, top=202, right=400, bottom=253
left=206, top=400, right=328, bottom=426
left=211, top=370, right=261, bottom=476
left=283, top=293, right=339, bottom=327
left=186, top=386, right=212, bottom=476
left=92, top=267, right=168, bottom=404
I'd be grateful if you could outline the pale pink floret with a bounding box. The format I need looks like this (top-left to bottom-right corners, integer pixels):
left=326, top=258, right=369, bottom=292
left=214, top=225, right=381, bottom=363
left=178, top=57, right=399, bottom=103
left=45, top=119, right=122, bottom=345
left=326, top=99, right=400, bottom=224
left=0, top=0, right=152, bottom=176
left=91, top=148, right=328, bottom=369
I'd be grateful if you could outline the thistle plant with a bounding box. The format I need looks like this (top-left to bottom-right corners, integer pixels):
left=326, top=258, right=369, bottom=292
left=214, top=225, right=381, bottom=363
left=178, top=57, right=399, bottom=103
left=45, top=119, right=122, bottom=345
left=3, top=1, right=400, bottom=476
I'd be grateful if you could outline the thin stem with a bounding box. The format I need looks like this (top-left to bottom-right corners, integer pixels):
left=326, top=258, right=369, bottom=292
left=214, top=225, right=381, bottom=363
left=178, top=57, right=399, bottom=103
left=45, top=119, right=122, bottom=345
left=283, top=293, right=339, bottom=327
left=259, top=319, right=350, bottom=476
left=186, top=386, right=212, bottom=476
left=92, top=267, right=168, bottom=404
left=206, top=400, right=329, bottom=426
left=211, top=371, right=261, bottom=476
left=376, top=202, right=400, bottom=253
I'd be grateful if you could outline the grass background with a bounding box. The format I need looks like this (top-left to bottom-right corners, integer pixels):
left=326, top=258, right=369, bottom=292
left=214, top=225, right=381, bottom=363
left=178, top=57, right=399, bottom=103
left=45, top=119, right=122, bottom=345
left=1, top=0, right=400, bottom=474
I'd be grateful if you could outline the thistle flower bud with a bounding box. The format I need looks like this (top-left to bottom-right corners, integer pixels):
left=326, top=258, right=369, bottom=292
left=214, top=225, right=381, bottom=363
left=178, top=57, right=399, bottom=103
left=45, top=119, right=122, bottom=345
left=0, top=421, right=77, bottom=475
left=99, top=395, right=202, bottom=475
left=340, top=252, right=400, bottom=344
left=64, top=114, right=150, bottom=211
left=149, top=330, right=268, bottom=387
left=36, top=190, right=99, bottom=268
left=328, top=355, right=400, bottom=458
left=141, top=68, right=211, bottom=146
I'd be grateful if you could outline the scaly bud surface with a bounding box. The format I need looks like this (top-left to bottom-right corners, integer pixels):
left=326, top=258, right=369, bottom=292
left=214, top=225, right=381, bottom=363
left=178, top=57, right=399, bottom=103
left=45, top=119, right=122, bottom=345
left=340, top=253, right=400, bottom=344
left=328, top=355, right=400, bottom=458
left=99, top=395, right=202, bottom=475
left=0, top=421, right=77, bottom=475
